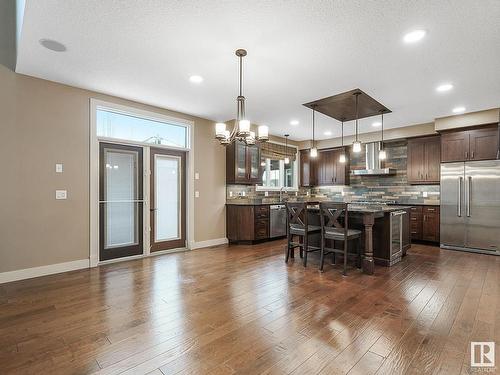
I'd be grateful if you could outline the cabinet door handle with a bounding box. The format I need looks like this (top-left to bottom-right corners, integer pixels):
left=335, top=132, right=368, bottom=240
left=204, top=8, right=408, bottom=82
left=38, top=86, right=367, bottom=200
left=465, top=151, right=468, bottom=159
left=471, top=151, right=475, bottom=159
left=423, top=215, right=427, bottom=222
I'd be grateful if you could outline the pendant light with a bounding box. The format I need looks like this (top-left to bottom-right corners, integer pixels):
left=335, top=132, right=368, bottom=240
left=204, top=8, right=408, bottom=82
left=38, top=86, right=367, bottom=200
left=284, top=134, right=290, bottom=164
left=214, top=49, right=269, bottom=145
left=352, top=92, right=362, bottom=153
left=310, top=106, right=318, bottom=158
left=339, top=117, right=346, bottom=163
left=260, top=141, right=267, bottom=166
left=379, top=110, right=387, bottom=160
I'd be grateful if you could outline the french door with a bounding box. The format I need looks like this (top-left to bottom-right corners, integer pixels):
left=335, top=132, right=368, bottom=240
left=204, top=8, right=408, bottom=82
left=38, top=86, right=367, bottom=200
left=99, top=143, right=143, bottom=261
left=150, top=148, right=186, bottom=251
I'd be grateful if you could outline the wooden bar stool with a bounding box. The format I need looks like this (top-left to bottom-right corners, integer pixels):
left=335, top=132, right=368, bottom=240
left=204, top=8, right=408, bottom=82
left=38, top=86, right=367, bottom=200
left=285, top=202, right=321, bottom=267
left=319, top=202, right=362, bottom=276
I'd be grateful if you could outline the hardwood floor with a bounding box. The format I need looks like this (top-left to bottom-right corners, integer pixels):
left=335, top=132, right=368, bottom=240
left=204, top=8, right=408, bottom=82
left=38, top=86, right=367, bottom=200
left=0, top=241, right=499, bottom=374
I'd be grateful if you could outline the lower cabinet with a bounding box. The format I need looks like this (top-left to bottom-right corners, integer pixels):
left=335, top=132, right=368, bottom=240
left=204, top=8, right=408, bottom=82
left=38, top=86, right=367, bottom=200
left=226, top=204, right=269, bottom=243
left=410, top=206, right=440, bottom=242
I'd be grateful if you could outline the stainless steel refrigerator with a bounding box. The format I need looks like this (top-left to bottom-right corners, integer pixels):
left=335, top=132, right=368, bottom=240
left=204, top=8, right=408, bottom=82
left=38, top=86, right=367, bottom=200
left=441, top=160, right=500, bottom=255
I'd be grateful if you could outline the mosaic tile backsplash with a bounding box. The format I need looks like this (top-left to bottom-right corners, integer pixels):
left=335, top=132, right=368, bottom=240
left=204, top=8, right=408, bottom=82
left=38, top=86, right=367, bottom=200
left=227, top=140, right=440, bottom=205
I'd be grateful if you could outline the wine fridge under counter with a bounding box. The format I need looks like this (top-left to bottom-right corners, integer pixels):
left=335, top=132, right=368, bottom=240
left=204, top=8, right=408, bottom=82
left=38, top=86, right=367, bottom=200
left=440, top=160, right=500, bottom=255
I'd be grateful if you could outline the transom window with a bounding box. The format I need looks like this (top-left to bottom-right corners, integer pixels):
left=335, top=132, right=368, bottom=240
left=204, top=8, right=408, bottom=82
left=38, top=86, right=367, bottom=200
left=96, top=108, right=189, bottom=148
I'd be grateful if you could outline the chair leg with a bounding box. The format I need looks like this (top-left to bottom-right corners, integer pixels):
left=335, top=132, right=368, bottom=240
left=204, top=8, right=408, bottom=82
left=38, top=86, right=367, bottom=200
left=303, top=235, right=308, bottom=267
left=319, top=232, right=325, bottom=272
left=290, top=235, right=295, bottom=259
left=356, top=237, right=362, bottom=268
left=343, top=239, right=348, bottom=276
left=285, top=241, right=290, bottom=263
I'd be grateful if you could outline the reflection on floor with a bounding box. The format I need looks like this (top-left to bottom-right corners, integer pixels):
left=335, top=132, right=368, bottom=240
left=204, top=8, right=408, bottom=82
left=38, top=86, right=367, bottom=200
left=0, top=240, right=499, bottom=374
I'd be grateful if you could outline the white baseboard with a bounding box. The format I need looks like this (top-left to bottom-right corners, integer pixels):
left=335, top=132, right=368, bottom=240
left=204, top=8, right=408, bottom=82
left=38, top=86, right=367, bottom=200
left=0, top=259, right=90, bottom=284
left=190, top=237, right=228, bottom=250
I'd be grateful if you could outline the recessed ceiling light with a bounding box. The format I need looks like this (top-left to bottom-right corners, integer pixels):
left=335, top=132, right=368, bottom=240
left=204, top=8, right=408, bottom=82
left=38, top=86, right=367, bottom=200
left=290, top=120, right=299, bottom=126
left=39, top=39, right=66, bottom=52
left=436, top=83, right=454, bottom=92
left=324, top=131, right=332, bottom=136
left=452, top=106, right=466, bottom=114
left=403, top=29, right=426, bottom=43
left=189, top=75, right=203, bottom=83
left=372, top=121, right=382, bottom=127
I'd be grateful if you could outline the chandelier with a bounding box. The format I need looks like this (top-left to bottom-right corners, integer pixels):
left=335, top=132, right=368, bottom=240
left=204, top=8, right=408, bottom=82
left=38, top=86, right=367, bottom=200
left=215, top=49, right=269, bottom=145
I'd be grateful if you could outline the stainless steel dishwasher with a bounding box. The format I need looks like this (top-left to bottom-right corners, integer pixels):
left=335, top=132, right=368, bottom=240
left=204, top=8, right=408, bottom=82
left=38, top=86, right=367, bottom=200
left=270, top=204, right=287, bottom=238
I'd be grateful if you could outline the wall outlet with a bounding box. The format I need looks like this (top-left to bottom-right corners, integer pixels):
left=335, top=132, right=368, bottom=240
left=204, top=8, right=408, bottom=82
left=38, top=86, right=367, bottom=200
left=195, top=191, right=200, bottom=198
left=239, top=191, right=246, bottom=197
left=195, top=172, right=199, bottom=180
left=55, top=190, right=67, bottom=200
left=229, top=191, right=233, bottom=197
left=264, top=191, right=269, bottom=197
left=55, top=163, right=63, bottom=173
left=423, top=191, right=428, bottom=198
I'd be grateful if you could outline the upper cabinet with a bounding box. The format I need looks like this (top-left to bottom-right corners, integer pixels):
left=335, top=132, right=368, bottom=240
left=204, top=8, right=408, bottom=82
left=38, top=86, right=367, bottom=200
left=300, top=147, right=349, bottom=187
left=407, top=136, right=441, bottom=184
left=226, top=141, right=262, bottom=184
left=441, top=125, right=499, bottom=162
left=299, top=149, right=316, bottom=187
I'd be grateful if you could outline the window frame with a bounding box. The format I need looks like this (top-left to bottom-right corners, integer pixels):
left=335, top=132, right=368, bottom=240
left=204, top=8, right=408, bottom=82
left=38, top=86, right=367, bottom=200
left=256, top=142, right=299, bottom=192
left=95, top=102, right=192, bottom=151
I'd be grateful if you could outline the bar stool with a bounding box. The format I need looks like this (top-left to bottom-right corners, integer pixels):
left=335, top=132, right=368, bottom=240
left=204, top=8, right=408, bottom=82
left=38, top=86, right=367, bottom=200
left=319, top=202, right=362, bottom=276
left=285, top=202, right=321, bottom=267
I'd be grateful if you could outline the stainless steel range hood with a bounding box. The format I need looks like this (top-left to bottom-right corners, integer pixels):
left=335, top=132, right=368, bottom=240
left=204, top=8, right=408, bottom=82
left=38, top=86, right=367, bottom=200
left=351, top=142, right=397, bottom=176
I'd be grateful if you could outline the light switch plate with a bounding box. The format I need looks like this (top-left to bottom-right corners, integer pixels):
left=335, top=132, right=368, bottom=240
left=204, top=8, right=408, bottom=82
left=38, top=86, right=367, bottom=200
left=55, top=164, right=63, bottom=173
left=264, top=191, right=269, bottom=197
left=195, top=172, right=200, bottom=180
left=423, top=191, right=428, bottom=198
left=195, top=191, right=200, bottom=198
left=55, top=190, right=67, bottom=200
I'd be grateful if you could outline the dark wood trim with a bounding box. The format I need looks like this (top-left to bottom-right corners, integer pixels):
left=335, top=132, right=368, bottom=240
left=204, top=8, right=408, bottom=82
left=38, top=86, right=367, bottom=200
left=150, top=148, right=186, bottom=252
left=99, top=142, right=144, bottom=261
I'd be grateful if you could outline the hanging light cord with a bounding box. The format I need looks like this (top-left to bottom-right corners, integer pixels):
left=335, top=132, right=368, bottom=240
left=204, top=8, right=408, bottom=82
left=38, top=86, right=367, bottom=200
left=355, top=93, right=359, bottom=142
left=341, top=119, right=344, bottom=147
left=312, top=107, right=315, bottom=148
left=381, top=111, right=384, bottom=147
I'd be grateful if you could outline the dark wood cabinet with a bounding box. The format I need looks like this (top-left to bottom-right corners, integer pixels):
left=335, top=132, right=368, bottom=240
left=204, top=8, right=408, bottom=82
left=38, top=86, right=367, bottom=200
left=407, top=136, right=441, bottom=184
left=409, top=206, right=439, bottom=243
left=226, top=141, right=262, bottom=184
left=299, top=149, right=316, bottom=187
left=469, top=127, right=499, bottom=161
left=315, top=148, right=349, bottom=186
left=422, top=206, right=440, bottom=242
left=441, top=125, right=499, bottom=163
left=226, top=204, right=269, bottom=243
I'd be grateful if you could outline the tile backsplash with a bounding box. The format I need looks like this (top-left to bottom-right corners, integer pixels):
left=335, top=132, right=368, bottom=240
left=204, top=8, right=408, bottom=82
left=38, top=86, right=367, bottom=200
left=227, top=140, right=440, bottom=205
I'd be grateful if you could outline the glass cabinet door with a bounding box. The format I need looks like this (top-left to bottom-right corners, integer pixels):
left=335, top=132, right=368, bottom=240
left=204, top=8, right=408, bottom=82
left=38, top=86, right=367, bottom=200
left=235, top=141, right=247, bottom=181
left=247, top=146, right=260, bottom=181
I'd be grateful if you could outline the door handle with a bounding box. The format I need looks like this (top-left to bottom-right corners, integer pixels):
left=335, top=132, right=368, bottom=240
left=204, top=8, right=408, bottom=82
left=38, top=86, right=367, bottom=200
left=466, top=176, right=472, bottom=217
left=150, top=208, right=158, bottom=212
left=458, top=177, right=462, bottom=217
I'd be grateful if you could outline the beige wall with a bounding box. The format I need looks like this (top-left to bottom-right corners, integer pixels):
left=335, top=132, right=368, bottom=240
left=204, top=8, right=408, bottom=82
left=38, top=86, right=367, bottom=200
left=297, top=122, right=437, bottom=150
left=0, top=66, right=226, bottom=273
left=435, top=108, right=500, bottom=131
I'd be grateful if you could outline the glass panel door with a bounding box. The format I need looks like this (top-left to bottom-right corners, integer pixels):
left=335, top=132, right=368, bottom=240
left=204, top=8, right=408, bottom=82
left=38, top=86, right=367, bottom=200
left=150, top=148, right=186, bottom=251
left=99, top=143, right=143, bottom=261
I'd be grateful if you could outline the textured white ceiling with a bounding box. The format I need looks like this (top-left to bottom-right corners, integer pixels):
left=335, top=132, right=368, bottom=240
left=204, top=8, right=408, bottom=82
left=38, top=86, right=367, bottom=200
left=17, top=0, right=500, bottom=140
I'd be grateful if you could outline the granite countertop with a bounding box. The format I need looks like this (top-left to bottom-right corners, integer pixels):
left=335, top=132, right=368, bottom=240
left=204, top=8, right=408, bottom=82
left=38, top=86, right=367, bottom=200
left=226, top=200, right=440, bottom=207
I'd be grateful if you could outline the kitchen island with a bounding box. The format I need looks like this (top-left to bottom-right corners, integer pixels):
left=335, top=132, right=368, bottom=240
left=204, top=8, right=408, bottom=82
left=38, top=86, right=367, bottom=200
left=226, top=201, right=411, bottom=275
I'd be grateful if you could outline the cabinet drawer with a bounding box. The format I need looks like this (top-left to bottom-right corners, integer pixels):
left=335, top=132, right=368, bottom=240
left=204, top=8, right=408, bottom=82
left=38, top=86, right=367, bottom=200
left=254, top=219, right=269, bottom=240
left=254, top=205, right=270, bottom=219
left=410, top=206, right=423, bottom=213
left=423, top=206, right=439, bottom=215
